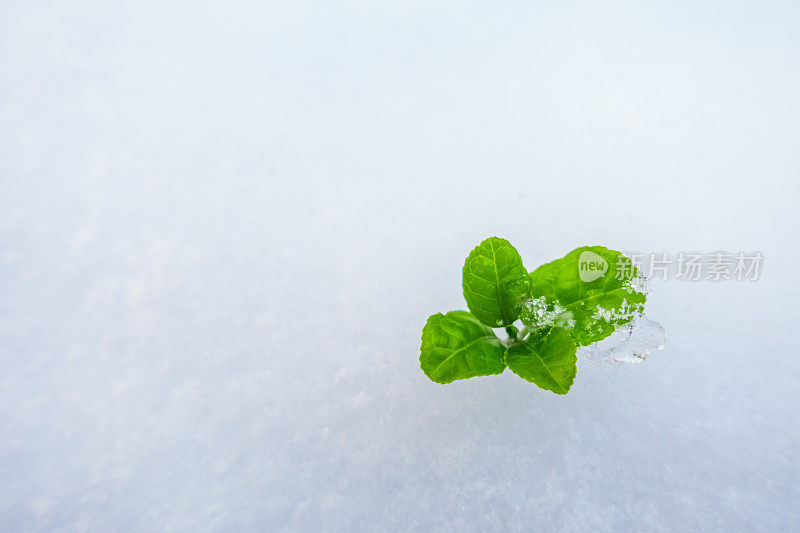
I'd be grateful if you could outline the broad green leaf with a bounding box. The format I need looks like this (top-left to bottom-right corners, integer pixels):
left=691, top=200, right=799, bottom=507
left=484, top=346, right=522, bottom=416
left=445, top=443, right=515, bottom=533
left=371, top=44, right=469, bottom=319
left=420, top=310, right=506, bottom=384
left=521, top=246, right=646, bottom=346
left=462, top=237, right=530, bottom=327
left=504, top=327, right=577, bottom=394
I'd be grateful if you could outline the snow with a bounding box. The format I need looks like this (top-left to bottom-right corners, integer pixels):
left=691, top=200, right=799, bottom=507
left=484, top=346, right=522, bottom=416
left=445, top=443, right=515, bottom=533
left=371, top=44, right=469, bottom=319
left=2, top=1, right=800, bottom=530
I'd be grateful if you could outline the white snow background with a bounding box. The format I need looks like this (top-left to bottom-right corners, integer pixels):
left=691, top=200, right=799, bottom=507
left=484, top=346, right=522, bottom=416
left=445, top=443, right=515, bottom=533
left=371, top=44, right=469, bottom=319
left=2, top=1, right=799, bottom=531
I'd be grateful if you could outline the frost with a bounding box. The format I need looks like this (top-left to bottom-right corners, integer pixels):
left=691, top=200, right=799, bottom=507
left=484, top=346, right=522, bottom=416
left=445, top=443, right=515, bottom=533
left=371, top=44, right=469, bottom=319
left=625, top=274, right=649, bottom=295
left=583, top=297, right=641, bottom=333
left=519, top=296, right=574, bottom=332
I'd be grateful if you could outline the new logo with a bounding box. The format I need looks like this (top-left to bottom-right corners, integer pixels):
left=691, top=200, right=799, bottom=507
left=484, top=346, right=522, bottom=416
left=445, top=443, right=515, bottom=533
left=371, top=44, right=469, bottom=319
left=578, top=250, right=608, bottom=282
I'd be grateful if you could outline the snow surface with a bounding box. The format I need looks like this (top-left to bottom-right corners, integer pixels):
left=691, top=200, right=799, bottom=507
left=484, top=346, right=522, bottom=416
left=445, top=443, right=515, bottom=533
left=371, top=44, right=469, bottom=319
left=2, top=1, right=800, bottom=531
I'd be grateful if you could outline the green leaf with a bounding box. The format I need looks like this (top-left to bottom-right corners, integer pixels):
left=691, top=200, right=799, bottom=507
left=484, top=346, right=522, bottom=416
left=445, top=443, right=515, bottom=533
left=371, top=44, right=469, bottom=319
left=522, top=246, right=646, bottom=346
left=504, top=327, right=577, bottom=394
left=420, top=311, right=507, bottom=384
left=462, top=237, right=530, bottom=327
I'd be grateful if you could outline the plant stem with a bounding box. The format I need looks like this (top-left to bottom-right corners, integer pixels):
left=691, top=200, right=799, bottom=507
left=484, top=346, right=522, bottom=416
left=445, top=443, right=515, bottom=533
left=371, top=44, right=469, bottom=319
left=505, top=325, right=519, bottom=341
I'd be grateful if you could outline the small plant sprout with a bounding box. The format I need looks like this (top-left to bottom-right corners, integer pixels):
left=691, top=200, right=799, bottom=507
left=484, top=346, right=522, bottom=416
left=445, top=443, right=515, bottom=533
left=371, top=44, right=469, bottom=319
left=420, top=237, right=649, bottom=394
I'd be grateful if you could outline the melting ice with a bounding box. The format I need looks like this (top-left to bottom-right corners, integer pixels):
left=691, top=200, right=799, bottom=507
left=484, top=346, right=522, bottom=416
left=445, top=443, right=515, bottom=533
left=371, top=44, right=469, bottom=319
left=579, top=313, right=666, bottom=364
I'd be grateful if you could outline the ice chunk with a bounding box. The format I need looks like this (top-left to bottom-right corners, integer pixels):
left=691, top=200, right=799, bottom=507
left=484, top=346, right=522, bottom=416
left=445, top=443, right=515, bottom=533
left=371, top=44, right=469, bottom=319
left=579, top=313, right=666, bottom=364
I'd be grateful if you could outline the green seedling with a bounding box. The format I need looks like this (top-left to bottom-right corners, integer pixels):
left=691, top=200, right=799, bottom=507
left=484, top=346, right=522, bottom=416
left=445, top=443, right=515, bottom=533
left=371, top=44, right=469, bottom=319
left=420, top=237, right=647, bottom=394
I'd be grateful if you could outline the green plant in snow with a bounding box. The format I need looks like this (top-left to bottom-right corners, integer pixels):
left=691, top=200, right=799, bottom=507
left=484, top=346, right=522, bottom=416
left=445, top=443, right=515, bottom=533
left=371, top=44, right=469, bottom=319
left=420, top=237, right=647, bottom=394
